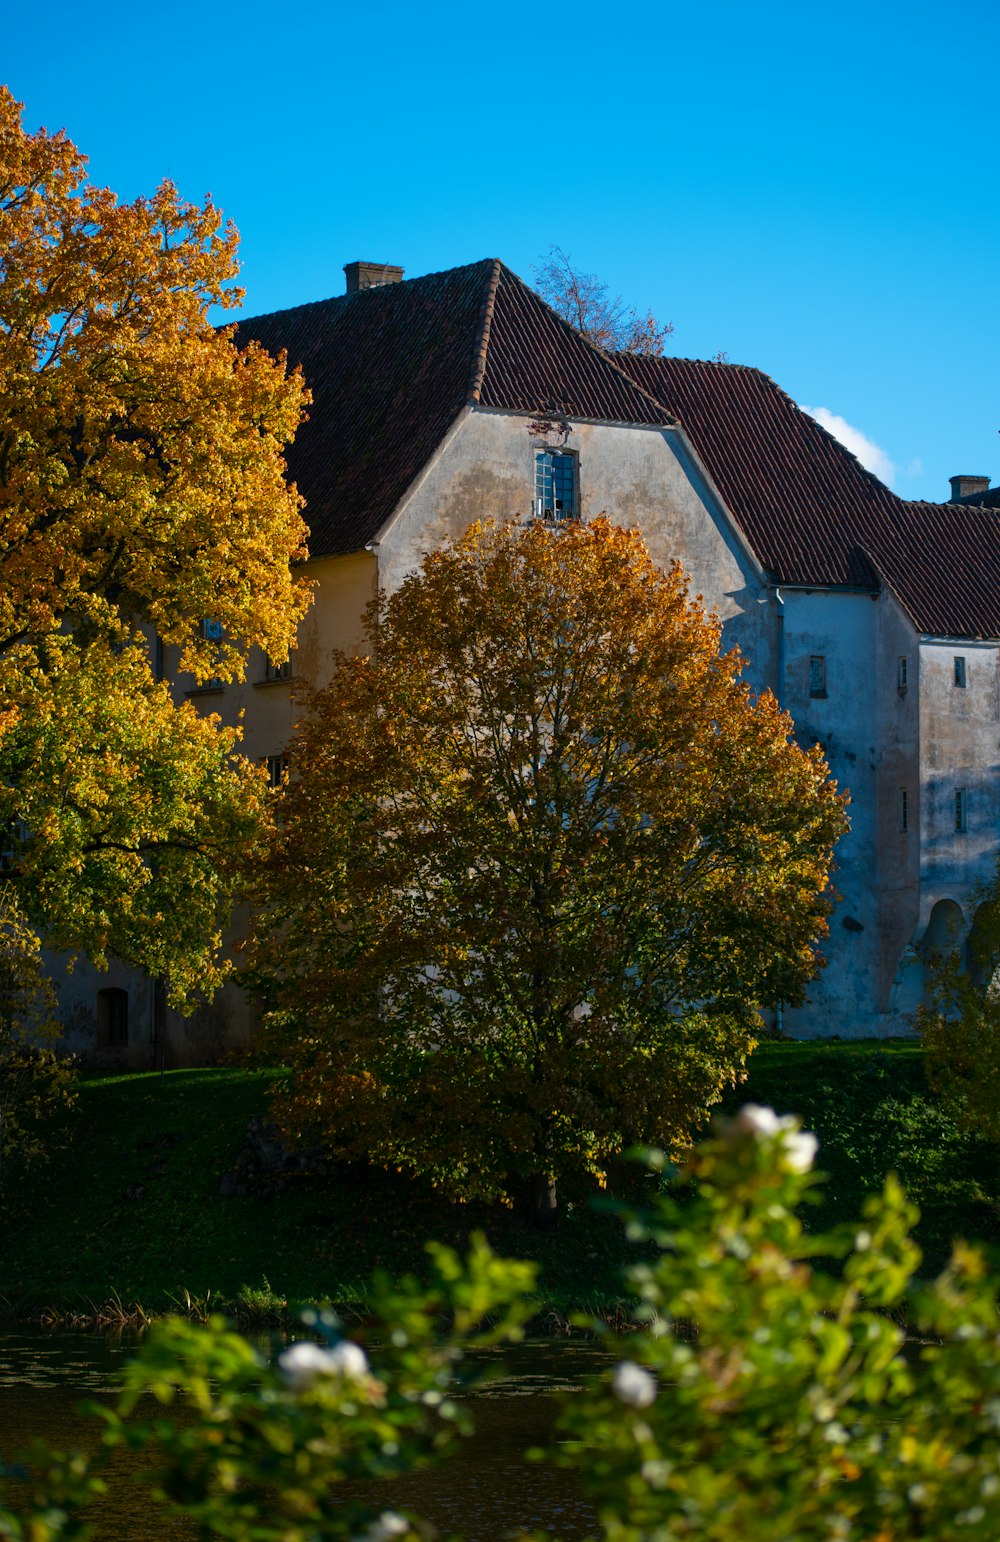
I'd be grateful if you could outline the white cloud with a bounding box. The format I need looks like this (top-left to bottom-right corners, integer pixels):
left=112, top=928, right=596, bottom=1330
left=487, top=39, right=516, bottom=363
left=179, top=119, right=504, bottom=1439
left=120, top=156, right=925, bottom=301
left=802, top=405, right=896, bottom=487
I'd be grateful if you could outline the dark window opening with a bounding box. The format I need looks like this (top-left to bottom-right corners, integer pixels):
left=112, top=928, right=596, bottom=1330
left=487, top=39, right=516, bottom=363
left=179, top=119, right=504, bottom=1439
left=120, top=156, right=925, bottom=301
left=809, top=655, right=827, bottom=698
left=263, top=654, right=292, bottom=683
left=956, top=787, right=968, bottom=832
left=954, top=656, right=967, bottom=688
left=96, top=987, right=128, bottom=1049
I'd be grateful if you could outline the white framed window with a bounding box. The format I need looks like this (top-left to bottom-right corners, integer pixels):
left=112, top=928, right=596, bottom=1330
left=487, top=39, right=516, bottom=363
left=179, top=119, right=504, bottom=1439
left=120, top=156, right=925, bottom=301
left=809, top=655, right=827, bottom=698
left=954, top=656, right=967, bottom=688
left=898, top=788, right=908, bottom=832
left=266, top=754, right=289, bottom=790
left=956, top=787, right=968, bottom=832
left=534, top=449, right=578, bottom=520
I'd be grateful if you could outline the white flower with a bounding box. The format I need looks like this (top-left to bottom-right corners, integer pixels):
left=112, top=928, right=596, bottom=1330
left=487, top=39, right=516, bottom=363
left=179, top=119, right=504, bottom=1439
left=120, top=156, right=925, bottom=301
left=780, top=1128, right=819, bottom=1173
left=612, top=1360, right=657, bottom=1408
left=358, top=1512, right=410, bottom=1542
left=278, top=1338, right=369, bottom=1391
left=731, top=1104, right=782, bottom=1137
left=724, top=1104, right=818, bottom=1173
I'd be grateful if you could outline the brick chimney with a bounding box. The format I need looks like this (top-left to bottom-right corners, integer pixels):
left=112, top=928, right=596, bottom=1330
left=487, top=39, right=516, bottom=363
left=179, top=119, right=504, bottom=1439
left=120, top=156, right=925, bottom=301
left=344, top=261, right=405, bottom=294
left=949, top=474, right=991, bottom=502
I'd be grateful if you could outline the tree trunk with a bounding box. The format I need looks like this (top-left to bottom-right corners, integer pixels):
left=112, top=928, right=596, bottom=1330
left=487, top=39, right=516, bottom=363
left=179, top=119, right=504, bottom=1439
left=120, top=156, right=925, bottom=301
left=525, top=1172, right=558, bottom=1228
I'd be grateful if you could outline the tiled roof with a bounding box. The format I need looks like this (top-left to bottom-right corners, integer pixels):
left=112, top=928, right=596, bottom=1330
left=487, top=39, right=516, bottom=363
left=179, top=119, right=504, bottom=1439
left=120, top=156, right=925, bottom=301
left=615, top=354, right=1000, bottom=639
left=237, top=259, right=1000, bottom=641
left=235, top=261, right=671, bottom=559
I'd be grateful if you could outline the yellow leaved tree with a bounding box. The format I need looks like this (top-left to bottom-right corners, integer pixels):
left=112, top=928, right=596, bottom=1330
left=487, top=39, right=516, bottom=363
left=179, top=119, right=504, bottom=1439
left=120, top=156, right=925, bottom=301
left=253, top=518, right=846, bottom=1220
left=0, top=89, right=311, bottom=1005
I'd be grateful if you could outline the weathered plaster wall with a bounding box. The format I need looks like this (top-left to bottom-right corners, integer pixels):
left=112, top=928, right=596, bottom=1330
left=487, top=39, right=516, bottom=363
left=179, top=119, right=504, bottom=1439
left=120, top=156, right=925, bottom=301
left=775, top=590, right=883, bottom=1037
left=918, top=638, right=1000, bottom=927
left=173, top=549, right=377, bottom=764
left=874, top=595, right=922, bottom=1023
left=377, top=407, right=775, bottom=674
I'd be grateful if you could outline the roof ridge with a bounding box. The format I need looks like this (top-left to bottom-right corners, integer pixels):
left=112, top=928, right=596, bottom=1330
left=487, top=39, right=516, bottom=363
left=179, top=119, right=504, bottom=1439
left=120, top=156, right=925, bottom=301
left=595, top=349, right=680, bottom=425
left=498, top=266, right=677, bottom=423
left=466, top=258, right=502, bottom=404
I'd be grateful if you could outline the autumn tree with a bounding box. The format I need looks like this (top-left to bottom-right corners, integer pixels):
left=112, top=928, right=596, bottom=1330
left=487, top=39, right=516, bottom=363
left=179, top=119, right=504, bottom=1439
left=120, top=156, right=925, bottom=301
left=253, top=519, right=846, bottom=1220
left=532, top=245, right=673, bottom=355
left=0, top=891, right=76, bottom=1186
left=0, top=89, right=311, bottom=1003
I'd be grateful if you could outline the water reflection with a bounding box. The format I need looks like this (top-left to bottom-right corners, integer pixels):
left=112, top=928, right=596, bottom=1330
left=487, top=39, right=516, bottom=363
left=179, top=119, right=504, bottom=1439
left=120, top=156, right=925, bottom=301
left=0, top=1330, right=602, bottom=1541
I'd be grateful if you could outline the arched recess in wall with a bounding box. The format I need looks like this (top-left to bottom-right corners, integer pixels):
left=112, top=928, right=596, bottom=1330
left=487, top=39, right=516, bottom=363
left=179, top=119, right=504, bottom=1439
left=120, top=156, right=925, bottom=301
left=920, top=899, right=966, bottom=1004
left=966, top=901, right=1000, bottom=995
left=923, top=898, right=965, bottom=957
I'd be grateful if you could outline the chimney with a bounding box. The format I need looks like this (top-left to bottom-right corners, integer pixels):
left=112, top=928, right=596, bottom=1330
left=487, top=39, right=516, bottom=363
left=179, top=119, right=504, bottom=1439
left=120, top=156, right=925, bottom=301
left=344, top=260, right=405, bottom=294
left=949, top=474, right=991, bottom=502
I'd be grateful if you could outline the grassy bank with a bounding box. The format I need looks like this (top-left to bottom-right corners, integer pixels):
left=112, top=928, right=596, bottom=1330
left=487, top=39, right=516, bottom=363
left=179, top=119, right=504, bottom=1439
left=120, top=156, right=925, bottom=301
left=2, top=1041, right=998, bottom=1321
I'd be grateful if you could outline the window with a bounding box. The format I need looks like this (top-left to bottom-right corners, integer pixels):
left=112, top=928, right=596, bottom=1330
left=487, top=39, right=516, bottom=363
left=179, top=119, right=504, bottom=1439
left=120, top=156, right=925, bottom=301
left=96, top=987, right=128, bottom=1049
left=808, top=655, right=827, bottom=698
left=954, top=655, right=967, bottom=688
left=956, top=787, right=968, bottom=832
left=263, top=654, right=292, bottom=683
left=193, top=618, right=224, bottom=691
left=897, top=655, right=908, bottom=693
left=898, top=787, right=908, bottom=832
left=0, top=818, right=28, bottom=874
left=266, top=754, right=289, bottom=790
left=534, top=449, right=578, bottom=520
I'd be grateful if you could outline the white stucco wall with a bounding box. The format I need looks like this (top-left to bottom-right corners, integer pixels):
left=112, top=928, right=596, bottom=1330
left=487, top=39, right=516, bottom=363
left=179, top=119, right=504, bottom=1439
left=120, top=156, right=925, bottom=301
left=918, top=638, right=1000, bottom=925
left=774, top=590, right=884, bottom=1037
left=377, top=407, right=775, bottom=675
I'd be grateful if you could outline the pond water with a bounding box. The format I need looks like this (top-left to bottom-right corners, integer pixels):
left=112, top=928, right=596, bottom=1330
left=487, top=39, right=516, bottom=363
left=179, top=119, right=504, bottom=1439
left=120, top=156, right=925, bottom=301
left=0, top=1329, right=603, bottom=1540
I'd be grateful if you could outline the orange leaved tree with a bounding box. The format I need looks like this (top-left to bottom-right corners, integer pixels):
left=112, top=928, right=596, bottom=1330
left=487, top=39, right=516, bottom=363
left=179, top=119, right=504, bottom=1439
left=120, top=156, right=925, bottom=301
left=253, top=519, right=846, bottom=1218
left=0, top=89, right=310, bottom=1002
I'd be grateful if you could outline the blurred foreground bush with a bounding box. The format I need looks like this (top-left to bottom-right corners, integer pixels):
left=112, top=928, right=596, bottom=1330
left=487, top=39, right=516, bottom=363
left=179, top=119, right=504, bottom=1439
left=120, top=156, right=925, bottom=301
left=6, top=1109, right=1000, bottom=1540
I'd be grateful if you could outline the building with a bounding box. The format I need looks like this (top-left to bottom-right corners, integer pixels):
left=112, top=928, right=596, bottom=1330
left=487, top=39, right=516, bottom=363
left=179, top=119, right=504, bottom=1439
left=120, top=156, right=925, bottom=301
left=59, top=257, right=1000, bottom=1062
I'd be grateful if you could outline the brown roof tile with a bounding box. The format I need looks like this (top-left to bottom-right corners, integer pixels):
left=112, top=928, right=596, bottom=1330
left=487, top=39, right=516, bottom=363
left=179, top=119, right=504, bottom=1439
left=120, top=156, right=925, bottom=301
left=615, top=354, right=1000, bottom=639
left=235, top=260, right=671, bottom=559
left=237, top=259, right=1000, bottom=641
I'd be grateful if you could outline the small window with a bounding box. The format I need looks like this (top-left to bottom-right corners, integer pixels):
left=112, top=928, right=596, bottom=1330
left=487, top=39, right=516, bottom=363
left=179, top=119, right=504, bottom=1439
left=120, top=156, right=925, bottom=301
left=897, top=656, right=908, bottom=693
left=808, top=655, right=827, bottom=698
left=898, top=788, right=908, bottom=833
left=954, top=656, right=967, bottom=688
left=263, top=654, right=292, bottom=683
left=0, top=818, right=28, bottom=874
left=194, top=618, right=224, bottom=690
left=534, top=449, right=578, bottom=520
left=96, top=987, right=128, bottom=1049
left=956, top=787, right=968, bottom=832
left=266, top=754, right=289, bottom=790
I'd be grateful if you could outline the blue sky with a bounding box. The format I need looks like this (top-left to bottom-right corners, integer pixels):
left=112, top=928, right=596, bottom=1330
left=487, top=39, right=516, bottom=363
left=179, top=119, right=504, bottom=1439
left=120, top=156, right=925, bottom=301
left=7, top=0, right=998, bottom=504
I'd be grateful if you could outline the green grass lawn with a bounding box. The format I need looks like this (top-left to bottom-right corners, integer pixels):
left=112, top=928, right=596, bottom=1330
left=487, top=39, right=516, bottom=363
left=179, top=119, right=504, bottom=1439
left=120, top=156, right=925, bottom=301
left=2, top=1040, right=998, bottom=1319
